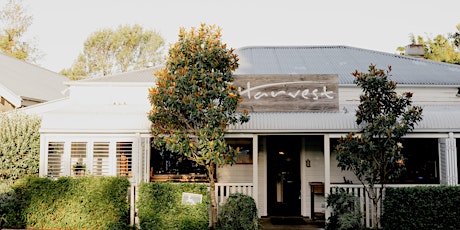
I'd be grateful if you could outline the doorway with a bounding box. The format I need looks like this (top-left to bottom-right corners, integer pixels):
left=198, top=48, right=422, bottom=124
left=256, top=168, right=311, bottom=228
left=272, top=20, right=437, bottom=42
left=267, top=135, right=301, bottom=216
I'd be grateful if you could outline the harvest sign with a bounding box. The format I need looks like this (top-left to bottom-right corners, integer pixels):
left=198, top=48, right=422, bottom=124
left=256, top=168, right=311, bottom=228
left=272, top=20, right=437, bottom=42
left=234, top=74, right=339, bottom=112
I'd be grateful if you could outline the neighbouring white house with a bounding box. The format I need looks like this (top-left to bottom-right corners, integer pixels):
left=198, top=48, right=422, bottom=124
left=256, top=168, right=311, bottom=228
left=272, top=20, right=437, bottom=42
left=23, top=46, right=460, bottom=224
left=0, top=52, right=69, bottom=112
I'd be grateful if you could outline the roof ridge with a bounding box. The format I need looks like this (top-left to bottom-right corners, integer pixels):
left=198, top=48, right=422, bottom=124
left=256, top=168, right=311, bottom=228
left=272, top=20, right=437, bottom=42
left=77, top=66, right=158, bottom=82
left=0, top=51, right=68, bottom=78
left=236, top=45, right=460, bottom=68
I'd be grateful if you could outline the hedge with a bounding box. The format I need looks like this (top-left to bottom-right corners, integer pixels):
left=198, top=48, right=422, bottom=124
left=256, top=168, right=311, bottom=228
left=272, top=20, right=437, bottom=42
left=137, top=182, right=209, bottom=230
left=217, top=193, right=260, bottom=230
left=2, top=176, right=130, bottom=229
left=0, top=111, right=41, bottom=186
left=382, top=186, right=460, bottom=229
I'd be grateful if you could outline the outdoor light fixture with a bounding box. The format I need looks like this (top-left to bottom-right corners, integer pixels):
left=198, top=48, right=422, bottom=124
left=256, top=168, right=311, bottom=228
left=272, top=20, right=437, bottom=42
left=278, top=151, right=285, bottom=155
left=306, top=159, right=311, bottom=167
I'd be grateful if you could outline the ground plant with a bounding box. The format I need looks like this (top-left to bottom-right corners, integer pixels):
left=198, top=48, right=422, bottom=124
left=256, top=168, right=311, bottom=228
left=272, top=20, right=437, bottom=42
left=326, top=188, right=363, bottom=230
left=0, top=111, right=41, bottom=186
left=383, top=186, right=460, bottom=229
left=137, top=182, right=209, bottom=230
left=217, top=193, right=260, bottom=230
left=4, top=176, right=130, bottom=229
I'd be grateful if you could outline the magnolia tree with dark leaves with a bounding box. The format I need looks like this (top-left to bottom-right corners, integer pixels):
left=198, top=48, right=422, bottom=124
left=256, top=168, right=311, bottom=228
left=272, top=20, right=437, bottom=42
left=335, top=64, right=423, bottom=229
left=148, top=24, right=249, bottom=228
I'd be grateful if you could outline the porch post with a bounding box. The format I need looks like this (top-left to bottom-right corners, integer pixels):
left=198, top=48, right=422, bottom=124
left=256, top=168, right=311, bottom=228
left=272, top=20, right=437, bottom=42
left=39, top=135, right=46, bottom=177
left=447, top=132, right=458, bottom=185
left=252, top=134, right=259, bottom=216
left=324, top=134, right=331, bottom=220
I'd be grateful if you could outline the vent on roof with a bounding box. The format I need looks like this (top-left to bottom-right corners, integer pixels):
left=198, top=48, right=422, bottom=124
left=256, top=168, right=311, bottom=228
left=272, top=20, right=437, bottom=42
left=405, top=44, right=425, bottom=58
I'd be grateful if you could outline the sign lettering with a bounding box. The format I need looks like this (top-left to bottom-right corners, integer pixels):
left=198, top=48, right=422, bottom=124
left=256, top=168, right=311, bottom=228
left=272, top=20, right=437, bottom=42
left=234, top=74, right=339, bottom=112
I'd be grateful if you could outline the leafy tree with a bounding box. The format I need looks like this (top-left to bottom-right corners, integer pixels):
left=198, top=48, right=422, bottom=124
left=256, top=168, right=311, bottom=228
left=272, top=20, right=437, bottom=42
left=450, top=24, right=460, bottom=48
left=397, top=24, right=460, bottom=64
left=148, top=23, right=249, bottom=228
left=335, top=64, right=423, bottom=229
left=0, top=111, right=41, bottom=186
left=0, top=0, right=39, bottom=62
left=61, top=24, right=165, bottom=79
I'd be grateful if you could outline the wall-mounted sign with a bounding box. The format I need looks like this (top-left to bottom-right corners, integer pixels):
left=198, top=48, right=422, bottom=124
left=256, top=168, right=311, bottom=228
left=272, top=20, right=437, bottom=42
left=182, top=192, right=203, bottom=205
left=234, top=74, right=339, bottom=112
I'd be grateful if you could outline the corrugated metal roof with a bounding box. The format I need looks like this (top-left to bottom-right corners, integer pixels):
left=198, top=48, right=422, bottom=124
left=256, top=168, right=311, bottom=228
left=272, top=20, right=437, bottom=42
left=0, top=52, right=68, bottom=102
left=228, top=105, right=460, bottom=133
left=235, top=46, right=460, bottom=86
left=76, top=67, right=156, bottom=83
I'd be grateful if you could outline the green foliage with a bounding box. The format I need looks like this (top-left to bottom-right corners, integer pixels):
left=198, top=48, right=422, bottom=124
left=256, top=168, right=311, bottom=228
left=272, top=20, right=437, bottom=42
left=326, top=188, right=363, bottom=230
left=0, top=182, right=21, bottom=228
left=148, top=23, right=250, bottom=227
left=398, top=24, right=460, bottom=65
left=217, top=193, right=260, bottom=230
left=382, top=186, right=460, bottom=229
left=0, top=111, right=41, bottom=186
left=0, top=0, right=39, bottom=62
left=335, top=64, right=423, bottom=228
left=336, top=65, right=423, bottom=187
left=137, top=182, right=209, bottom=230
left=61, top=24, right=165, bottom=79
left=149, top=23, right=249, bottom=169
left=5, top=176, right=130, bottom=229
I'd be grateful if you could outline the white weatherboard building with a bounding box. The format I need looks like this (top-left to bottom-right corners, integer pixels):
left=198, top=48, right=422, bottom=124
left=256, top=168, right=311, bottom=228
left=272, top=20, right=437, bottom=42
left=0, top=52, right=68, bottom=112
left=24, top=46, right=460, bottom=224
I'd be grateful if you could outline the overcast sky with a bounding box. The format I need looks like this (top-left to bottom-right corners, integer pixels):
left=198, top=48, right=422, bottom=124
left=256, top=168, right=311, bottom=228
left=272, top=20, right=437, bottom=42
left=12, top=0, right=460, bottom=72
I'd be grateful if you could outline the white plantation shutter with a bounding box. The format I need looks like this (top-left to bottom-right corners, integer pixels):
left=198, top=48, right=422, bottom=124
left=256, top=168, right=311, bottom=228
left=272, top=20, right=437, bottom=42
left=71, top=142, right=87, bottom=177
left=47, top=142, right=65, bottom=177
left=117, top=142, right=133, bottom=178
left=92, top=142, right=110, bottom=176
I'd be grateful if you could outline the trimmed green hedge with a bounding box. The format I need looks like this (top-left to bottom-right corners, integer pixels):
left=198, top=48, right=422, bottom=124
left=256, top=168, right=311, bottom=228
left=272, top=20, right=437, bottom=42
left=3, top=176, right=130, bottom=229
left=137, top=182, right=209, bottom=230
left=217, top=193, right=260, bottom=230
left=383, top=186, right=460, bottom=229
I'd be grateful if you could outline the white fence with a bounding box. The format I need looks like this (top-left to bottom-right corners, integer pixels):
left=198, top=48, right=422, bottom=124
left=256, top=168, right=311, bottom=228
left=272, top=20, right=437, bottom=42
left=215, top=183, right=254, bottom=210
left=330, top=184, right=439, bottom=229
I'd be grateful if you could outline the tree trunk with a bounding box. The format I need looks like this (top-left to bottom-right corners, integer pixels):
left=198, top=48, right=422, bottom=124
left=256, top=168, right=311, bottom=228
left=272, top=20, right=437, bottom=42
left=365, top=185, right=380, bottom=229
left=207, top=165, right=218, bottom=229
left=372, top=198, right=379, bottom=229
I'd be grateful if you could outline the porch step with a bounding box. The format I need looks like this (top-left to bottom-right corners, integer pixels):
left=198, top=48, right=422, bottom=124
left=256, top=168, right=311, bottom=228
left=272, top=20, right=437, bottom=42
left=261, top=217, right=325, bottom=230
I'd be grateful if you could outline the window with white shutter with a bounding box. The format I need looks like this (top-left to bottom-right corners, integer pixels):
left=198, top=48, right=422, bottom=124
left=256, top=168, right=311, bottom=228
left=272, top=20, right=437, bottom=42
left=92, top=142, right=110, bottom=176
left=117, top=142, right=132, bottom=178
left=47, top=142, right=65, bottom=177
left=71, top=142, right=87, bottom=177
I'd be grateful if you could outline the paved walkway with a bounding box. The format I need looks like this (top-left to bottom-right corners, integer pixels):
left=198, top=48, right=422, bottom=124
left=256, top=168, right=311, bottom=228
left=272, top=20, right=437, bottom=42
left=261, top=217, right=325, bottom=230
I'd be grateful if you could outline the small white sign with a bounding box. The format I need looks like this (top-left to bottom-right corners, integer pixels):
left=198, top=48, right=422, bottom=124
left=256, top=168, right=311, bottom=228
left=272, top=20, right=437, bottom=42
left=182, top=192, right=203, bottom=205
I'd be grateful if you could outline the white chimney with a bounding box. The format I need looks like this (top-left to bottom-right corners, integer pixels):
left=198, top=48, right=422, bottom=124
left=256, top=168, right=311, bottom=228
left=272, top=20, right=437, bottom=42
left=405, top=44, right=425, bottom=58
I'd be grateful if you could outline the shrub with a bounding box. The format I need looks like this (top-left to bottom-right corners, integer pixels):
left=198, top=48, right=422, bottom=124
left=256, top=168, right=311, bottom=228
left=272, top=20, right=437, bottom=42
left=326, top=188, right=363, bottom=230
left=382, top=186, right=460, bottom=229
left=0, top=182, right=21, bottom=228
left=137, top=182, right=209, bottom=230
left=8, top=176, right=130, bottom=229
left=217, top=193, right=260, bottom=230
left=0, top=111, right=41, bottom=185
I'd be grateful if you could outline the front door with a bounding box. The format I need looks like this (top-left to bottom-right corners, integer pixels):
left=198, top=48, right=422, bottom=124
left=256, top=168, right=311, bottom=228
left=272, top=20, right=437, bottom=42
left=267, top=136, right=301, bottom=216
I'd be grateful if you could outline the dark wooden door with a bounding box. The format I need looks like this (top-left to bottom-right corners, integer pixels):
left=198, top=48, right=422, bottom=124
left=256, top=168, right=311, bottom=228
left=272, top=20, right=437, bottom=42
left=267, top=136, right=301, bottom=216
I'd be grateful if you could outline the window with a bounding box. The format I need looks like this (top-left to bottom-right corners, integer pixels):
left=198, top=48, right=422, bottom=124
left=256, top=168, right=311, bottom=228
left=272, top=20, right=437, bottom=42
left=151, top=142, right=207, bottom=182
left=92, top=142, right=110, bottom=176
left=227, top=138, right=253, bottom=164
left=45, top=139, right=134, bottom=179
left=116, top=142, right=132, bottom=178
left=47, top=142, right=65, bottom=177
left=71, top=142, right=87, bottom=177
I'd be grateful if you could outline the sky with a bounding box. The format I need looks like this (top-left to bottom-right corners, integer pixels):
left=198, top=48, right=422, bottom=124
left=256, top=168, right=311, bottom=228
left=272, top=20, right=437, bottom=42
left=9, top=0, right=460, bottom=72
